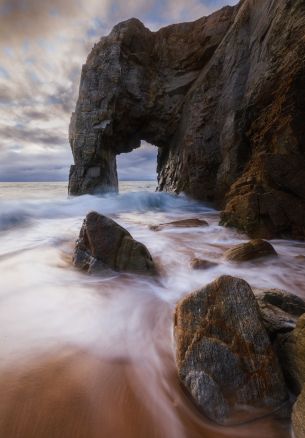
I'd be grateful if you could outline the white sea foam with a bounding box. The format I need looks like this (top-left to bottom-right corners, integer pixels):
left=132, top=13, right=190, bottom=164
left=0, top=181, right=301, bottom=437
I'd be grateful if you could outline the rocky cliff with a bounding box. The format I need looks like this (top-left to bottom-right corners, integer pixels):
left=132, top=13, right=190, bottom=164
left=69, top=0, right=305, bottom=239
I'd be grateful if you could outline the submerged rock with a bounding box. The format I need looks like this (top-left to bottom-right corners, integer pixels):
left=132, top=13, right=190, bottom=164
left=73, top=212, right=156, bottom=275
left=190, top=258, right=217, bottom=270
left=150, top=219, right=208, bottom=231
left=224, top=239, right=277, bottom=262
left=68, top=0, right=305, bottom=240
left=174, top=275, right=288, bottom=425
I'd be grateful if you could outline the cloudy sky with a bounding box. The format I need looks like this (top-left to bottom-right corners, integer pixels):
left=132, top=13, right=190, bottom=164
left=0, top=0, right=238, bottom=182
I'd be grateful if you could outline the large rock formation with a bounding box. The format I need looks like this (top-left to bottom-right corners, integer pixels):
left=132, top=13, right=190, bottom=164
left=69, top=0, right=305, bottom=239
left=174, top=276, right=288, bottom=425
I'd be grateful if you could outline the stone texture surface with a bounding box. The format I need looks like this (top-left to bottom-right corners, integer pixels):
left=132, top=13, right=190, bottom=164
left=255, top=289, right=305, bottom=338
left=150, top=218, right=208, bottom=231
left=224, top=239, right=277, bottom=262
left=253, top=291, right=305, bottom=396
left=174, top=275, right=288, bottom=425
left=69, top=0, right=305, bottom=239
left=73, top=211, right=156, bottom=275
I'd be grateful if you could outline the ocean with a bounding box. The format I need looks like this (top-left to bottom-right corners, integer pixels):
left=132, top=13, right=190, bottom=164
left=0, top=181, right=301, bottom=437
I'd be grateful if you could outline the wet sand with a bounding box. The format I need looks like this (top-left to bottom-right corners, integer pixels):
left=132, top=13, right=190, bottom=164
left=0, top=290, right=291, bottom=438
left=0, top=183, right=303, bottom=437
left=0, top=347, right=291, bottom=438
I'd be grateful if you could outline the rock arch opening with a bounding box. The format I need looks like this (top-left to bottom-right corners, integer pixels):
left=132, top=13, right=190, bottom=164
left=117, top=141, right=158, bottom=188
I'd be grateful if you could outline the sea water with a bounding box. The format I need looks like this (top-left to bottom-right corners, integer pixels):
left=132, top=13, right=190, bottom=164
left=0, top=181, right=302, bottom=437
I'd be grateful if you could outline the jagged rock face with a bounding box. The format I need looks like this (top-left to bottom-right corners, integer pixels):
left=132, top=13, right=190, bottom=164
left=69, top=6, right=234, bottom=195
left=69, top=0, right=305, bottom=239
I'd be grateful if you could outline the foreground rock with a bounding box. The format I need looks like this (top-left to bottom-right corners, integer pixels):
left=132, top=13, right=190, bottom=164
left=255, top=289, right=305, bottom=338
left=73, top=212, right=156, bottom=275
left=174, top=275, right=288, bottom=425
left=68, top=0, right=305, bottom=240
left=150, top=219, right=208, bottom=231
left=224, top=239, right=277, bottom=262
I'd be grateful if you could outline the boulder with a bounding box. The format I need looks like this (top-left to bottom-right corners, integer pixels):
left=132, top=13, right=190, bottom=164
left=190, top=258, right=218, bottom=270
left=224, top=239, right=277, bottom=262
left=150, top=219, right=208, bottom=231
left=73, top=212, right=156, bottom=275
left=254, top=289, right=305, bottom=396
left=255, top=289, right=305, bottom=338
left=174, top=275, right=288, bottom=425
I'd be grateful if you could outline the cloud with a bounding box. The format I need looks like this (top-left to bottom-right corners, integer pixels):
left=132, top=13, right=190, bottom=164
left=0, top=147, right=72, bottom=181
left=117, top=141, right=158, bottom=181
left=0, top=124, right=65, bottom=147
left=0, top=0, right=239, bottom=182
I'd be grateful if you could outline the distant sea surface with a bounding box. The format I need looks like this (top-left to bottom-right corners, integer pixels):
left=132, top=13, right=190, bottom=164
left=0, top=180, right=302, bottom=438
left=0, top=180, right=157, bottom=200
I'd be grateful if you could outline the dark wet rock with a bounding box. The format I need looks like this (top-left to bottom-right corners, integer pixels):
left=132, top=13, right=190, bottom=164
left=150, top=219, right=208, bottom=231
left=254, top=290, right=305, bottom=394
left=190, top=258, right=218, bottom=270
left=73, top=211, right=156, bottom=275
left=224, top=239, right=277, bottom=262
left=255, top=289, right=305, bottom=337
left=255, top=289, right=305, bottom=338
left=68, top=0, right=305, bottom=240
left=174, top=275, right=288, bottom=426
